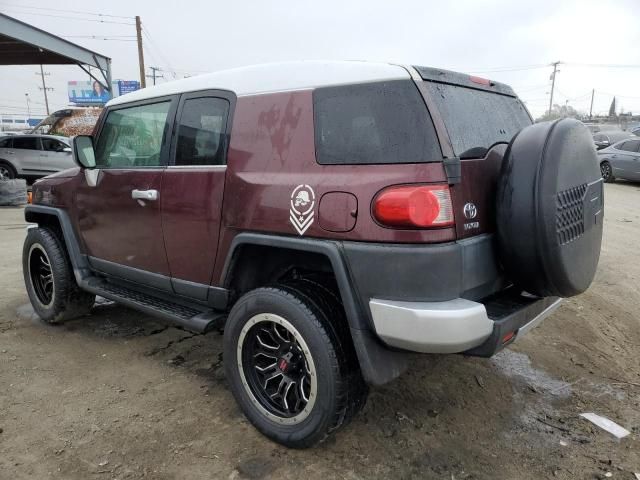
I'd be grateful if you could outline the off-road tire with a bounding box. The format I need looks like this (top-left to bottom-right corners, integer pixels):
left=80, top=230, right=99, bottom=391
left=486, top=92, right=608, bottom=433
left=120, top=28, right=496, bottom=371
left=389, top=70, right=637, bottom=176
left=223, top=283, right=367, bottom=448
left=23, top=227, right=95, bottom=324
left=600, top=161, right=615, bottom=183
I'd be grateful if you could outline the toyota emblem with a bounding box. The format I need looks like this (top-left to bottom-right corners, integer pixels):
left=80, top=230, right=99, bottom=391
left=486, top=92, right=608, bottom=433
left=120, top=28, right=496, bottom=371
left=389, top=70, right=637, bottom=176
left=463, top=202, right=478, bottom=219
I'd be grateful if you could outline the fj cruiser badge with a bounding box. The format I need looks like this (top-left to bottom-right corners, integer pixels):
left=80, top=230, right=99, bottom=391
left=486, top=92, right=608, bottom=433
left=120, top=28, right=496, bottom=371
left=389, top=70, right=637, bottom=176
left=290, top=185, right=315, bottom=235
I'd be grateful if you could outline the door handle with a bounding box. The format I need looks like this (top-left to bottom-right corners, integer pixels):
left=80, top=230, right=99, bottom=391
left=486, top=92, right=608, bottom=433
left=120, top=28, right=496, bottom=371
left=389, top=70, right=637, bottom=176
left=131, top=189, right=158, bottom=201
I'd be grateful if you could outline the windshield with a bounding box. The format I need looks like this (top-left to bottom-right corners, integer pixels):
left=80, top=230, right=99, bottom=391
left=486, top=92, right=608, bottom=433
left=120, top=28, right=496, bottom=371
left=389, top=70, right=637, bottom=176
left=425, top=82, right=532, bottom=157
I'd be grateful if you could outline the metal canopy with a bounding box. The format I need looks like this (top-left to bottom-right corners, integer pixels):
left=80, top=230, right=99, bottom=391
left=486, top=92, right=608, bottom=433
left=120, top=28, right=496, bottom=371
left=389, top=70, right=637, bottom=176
left=0, top=13, right=112, bottom=91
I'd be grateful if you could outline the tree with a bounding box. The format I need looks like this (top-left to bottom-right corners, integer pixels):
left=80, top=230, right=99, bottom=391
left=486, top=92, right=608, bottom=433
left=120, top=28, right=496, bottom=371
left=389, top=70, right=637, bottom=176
left=536, top=104, right=585, bottom=122
left=608, top=97, right=617, bottom=118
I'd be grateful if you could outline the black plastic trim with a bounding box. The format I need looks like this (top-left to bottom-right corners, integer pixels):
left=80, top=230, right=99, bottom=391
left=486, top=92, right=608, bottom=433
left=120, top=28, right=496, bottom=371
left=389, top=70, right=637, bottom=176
left=341, top=234, right=505, bottom=327
left=24, top=205, right=90, bottom=284
left=466, top=295, right=560, bottom=357
left=88, top=256, right=173, bottom=292
left=221, top=233, right=410, bottom=385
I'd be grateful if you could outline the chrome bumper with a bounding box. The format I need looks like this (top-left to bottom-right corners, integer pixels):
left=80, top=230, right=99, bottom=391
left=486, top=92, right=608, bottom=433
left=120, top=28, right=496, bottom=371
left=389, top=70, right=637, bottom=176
left=369, top=297, right=562, bottom=354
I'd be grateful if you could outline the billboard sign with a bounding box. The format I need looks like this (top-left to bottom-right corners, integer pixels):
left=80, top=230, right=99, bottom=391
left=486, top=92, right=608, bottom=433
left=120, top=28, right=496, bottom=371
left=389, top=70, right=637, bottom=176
left=68, top=80, right=140, bottom=105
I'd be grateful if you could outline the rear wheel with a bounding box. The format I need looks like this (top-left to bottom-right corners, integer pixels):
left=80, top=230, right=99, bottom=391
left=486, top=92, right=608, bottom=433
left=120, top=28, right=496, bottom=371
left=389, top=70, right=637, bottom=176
left=23, top=227, right=95, bottom=324
left=223, top=283, right=367, bottom=448
left=0, top=161, right=16, bottom=180
left=600, top=161, right=615, bottom=183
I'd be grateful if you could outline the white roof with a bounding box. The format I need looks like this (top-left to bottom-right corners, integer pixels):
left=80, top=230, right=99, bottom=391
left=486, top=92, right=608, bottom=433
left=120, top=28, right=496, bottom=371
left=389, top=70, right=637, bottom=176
left=107, top=61, right=409, bottom=106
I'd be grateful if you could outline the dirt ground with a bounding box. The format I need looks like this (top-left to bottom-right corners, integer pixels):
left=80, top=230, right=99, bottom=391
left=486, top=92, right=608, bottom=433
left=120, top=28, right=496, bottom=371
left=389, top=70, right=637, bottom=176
left=0, top=182, right=638, bottom=480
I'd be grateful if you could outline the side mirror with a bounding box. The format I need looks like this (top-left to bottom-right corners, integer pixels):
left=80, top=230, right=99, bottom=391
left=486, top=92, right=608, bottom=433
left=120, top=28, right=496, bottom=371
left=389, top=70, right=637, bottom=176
left=72, top=135, right=96, bottom=168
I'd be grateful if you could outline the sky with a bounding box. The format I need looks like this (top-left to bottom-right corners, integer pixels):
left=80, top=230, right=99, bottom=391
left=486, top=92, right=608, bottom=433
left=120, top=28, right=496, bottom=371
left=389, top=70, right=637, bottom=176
left=1, top=0, right=639, bottom=120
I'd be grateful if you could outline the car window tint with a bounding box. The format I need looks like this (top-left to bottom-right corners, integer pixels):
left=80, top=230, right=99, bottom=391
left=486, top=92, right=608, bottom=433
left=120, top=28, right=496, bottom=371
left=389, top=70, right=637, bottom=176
left=12, top=137, right=39, bottom=150
left=0, top=138, right=11, bottom=148
left=617, top=140, right=639, bottom=152
left=95, top=101, right=171, bottom=168
left=175, top=97, right=229, bottom=166
left=313, top=80, right=442, bottom=165
left=41, top=138, right=66, bottom=152
left=424, top=82, right=531, bottom=155
left=628, top=140, right=640, bottom=152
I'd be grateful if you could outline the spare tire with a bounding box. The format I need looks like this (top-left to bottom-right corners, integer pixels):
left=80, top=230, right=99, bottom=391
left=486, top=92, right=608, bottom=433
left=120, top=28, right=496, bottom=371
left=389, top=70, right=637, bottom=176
left=496, top=118, right=604, bottom=298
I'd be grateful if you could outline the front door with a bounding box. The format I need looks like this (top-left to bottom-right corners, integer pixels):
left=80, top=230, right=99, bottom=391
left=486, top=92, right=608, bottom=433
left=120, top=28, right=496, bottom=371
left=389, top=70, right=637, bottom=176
left=40, top=137, right=74, bottom=173
left=74, top=97, right=177, bottom=288
left=10, top=136, right=42, bottom=173
left=161, top=91, right=232, bottom=300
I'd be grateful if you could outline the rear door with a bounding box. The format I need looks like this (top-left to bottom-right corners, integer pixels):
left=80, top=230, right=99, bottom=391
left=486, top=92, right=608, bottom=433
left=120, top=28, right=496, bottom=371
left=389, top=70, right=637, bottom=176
left=74, top=97, right=178, bottom=288
left=40, top=137, right=74, bottom=172
left=161, top=91, right=233, bottom=300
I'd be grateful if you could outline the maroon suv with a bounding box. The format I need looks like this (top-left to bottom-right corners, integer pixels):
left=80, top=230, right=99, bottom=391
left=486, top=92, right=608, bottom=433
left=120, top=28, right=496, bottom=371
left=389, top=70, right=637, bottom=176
left=22, top=61, right=604, bottom=448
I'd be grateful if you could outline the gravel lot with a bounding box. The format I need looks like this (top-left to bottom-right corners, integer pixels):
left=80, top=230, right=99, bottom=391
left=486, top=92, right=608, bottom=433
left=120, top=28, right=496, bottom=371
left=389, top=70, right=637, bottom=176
left=0, top=182, right=638, bottom=480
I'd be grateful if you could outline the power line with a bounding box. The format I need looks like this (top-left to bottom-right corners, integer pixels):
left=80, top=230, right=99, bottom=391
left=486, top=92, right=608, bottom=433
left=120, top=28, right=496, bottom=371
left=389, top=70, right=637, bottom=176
left=141, top=24, right=177, bottom=79
left=2, top=9, right=135, bottom=25
left=564, top=62, right=640, bottom=69
left=0, top=1, right=133, bottom=19
left=466, top=64, right=550, bottom=73
left=61, top=36, right=137, bottom=42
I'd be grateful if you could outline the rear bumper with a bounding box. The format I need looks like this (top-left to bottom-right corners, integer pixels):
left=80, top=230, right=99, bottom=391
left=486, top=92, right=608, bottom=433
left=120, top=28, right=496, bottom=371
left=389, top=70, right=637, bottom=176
left=369, top=292, right=561, bottom=356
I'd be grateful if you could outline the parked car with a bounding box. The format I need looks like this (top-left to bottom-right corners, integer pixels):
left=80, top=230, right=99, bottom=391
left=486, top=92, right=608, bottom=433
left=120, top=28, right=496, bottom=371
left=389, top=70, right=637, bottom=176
left=593, top=130, right=635, bottom=150
left=0, top=134, right=74, bottom=180
left=599, top=138, right=640, bottom=182
left=632, top=126, right=640, bottom=136
left=22, top=61, right=603, bottom=448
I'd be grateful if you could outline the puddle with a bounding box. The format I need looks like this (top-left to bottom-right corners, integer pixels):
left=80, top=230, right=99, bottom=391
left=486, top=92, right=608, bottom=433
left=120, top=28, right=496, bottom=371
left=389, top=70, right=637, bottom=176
left=492, top=349, right=626, bottom=402
left=491, top=349, right=572, bottom=398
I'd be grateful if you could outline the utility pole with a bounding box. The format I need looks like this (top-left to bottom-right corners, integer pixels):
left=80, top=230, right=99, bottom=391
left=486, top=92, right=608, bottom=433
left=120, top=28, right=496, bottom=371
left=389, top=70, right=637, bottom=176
left=36, top=65, right=52, bottom=115
left=589, top=89, right=595, bottom=120
left=25, top=93, right=31, bottom=119
left=548, top=61, right=560, bottom=117
left=146, top=66, right=164, bottom=86
left=135, top=16, right=146, bottom=88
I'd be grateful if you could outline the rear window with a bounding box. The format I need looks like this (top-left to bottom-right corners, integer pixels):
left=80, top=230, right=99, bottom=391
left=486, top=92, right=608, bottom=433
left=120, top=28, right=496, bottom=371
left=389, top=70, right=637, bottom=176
left=313, top=80, right=442, bottom=165
left=424, top=82, right=531, bottom=156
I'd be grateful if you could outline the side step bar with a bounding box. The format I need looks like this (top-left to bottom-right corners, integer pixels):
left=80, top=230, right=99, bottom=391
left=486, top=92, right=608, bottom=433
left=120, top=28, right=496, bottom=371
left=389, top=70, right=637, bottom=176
left=80, top=277, right=226, bottom=333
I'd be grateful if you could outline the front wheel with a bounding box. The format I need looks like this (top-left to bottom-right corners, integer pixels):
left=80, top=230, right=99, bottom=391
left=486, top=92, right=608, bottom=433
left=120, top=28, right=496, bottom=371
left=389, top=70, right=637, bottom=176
left=600, top=161, right=615, bottom=183
left=223, top=283, right=367, bottom=448
left=23, top=227, right=95, bottom=324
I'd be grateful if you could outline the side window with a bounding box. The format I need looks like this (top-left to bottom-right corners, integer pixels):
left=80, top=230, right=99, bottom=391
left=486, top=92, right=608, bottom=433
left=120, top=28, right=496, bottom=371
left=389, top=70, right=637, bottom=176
left=175, top=97, right=230, bottom=166
left=95, top=101, right=171, bottom=168
left=313, top=80, right=442, bottom=165
left=0, top=138, right=11, bottom=148
left=12, top=137, right=39, bottom=150
left=593, top=134, right=604, bottom=142
left=617, top=140, right=638, bottom=152
left=41, top=138, right=66, bottom=152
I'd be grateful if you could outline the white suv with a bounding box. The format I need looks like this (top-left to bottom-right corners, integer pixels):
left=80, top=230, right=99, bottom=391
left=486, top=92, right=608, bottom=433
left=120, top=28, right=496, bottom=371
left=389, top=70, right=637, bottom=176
left=0, top=135, right=74, bottom=180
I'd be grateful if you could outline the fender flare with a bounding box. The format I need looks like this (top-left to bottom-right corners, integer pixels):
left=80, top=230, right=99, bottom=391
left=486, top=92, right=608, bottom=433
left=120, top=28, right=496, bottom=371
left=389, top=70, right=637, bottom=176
left=24, top=205, right=90, bottom=284
left=220, top=233, right=410, bottom=385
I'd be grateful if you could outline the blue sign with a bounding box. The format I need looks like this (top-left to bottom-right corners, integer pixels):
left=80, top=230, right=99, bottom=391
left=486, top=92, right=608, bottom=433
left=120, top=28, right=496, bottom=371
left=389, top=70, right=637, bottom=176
left=118, top=80, right=140, bottom=96
left=68, top=80, right=141, bottom=105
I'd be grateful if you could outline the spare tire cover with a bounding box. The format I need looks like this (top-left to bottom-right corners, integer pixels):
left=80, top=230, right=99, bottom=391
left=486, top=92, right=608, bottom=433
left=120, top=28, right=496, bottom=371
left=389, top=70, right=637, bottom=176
left=496, top=118, right=604, bottom=297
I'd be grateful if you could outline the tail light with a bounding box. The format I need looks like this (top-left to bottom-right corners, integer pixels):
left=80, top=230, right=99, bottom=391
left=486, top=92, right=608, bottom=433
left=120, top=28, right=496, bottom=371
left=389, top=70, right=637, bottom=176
left=470, top=75, right=492, bottom=86
left=373, top=184, right=454, bottom=228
